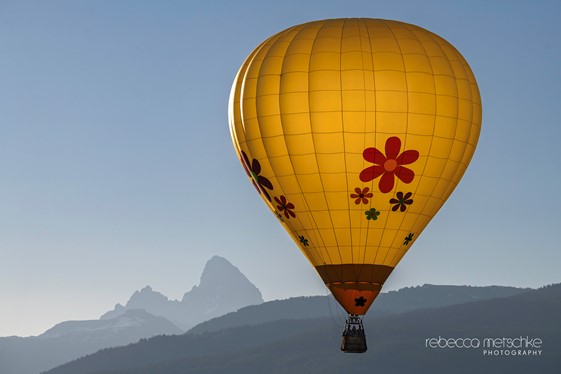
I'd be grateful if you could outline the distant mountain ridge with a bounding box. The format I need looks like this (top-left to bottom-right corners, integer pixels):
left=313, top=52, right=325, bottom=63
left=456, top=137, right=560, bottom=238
left=0, top=309, right=181, bottom=374
left=0, top=255, right=263, bottom=374
left=101, top=255, right=264, bottom=330
left=40, top=309, right=182, bottom=339
left=45, top=284, right=561, bottom=374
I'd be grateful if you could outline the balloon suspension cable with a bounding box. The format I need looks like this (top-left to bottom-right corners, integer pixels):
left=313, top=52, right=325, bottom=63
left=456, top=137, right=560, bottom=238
left=340, top=314, right=367, bottom=353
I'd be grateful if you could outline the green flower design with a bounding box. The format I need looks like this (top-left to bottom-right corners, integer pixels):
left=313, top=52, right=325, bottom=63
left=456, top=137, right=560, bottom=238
left=274, top=210, right=284, bottom=222
left=298, top=235, right=309, bottom=247
left=365, top=208, right=381, bottom=220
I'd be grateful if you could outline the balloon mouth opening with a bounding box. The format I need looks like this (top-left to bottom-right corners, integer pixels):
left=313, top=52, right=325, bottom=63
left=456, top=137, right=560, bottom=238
left=314, top=264, right=394, bottom=314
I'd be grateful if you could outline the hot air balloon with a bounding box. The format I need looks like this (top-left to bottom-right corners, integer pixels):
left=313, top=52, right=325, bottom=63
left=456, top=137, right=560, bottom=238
left=229, top=18, right=481, bottom=352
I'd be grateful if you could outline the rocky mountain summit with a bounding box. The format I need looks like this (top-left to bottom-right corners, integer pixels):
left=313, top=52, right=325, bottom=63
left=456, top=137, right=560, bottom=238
left=101, top=255, right=263, bottom=330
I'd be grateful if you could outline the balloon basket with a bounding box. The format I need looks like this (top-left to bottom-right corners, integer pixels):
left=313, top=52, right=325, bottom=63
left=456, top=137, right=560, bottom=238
left=341, top=314, right=367, bottom=353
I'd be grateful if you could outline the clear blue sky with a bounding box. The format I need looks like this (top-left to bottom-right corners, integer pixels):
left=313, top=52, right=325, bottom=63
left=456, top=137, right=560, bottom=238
left=1, top=0, right=560, bottom=337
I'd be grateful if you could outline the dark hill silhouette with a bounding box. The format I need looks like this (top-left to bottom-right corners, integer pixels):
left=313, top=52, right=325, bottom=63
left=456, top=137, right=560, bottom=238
left=45, top=284, right=561, bottom=374
left=376, top=284, right=527, bottom=311
left=188, top=284, right=526, bottom=334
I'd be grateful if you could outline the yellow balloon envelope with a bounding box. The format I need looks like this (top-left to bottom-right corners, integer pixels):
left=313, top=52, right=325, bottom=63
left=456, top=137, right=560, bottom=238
left=229, top=18, right=481, bottom=316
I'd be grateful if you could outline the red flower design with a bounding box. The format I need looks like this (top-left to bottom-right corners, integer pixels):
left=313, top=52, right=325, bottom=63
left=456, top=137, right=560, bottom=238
left=274, top=195, right=296, bottom=219
left=359, top=137, right=419, bottom=193
left=240, top=150, right=274, bottom=202
left=350, top=187, right=373, bottom=205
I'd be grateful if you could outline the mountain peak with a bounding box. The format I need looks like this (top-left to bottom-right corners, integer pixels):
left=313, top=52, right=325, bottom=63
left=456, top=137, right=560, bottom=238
left=209, top=255, right=228, bottom=262
left=181, top=256, right=263, bottom=317
left=198, top=256, right=249, bottom=288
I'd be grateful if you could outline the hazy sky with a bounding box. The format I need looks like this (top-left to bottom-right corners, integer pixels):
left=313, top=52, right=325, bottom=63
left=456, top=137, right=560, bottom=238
left=1, top=0, right=560, bottom=337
